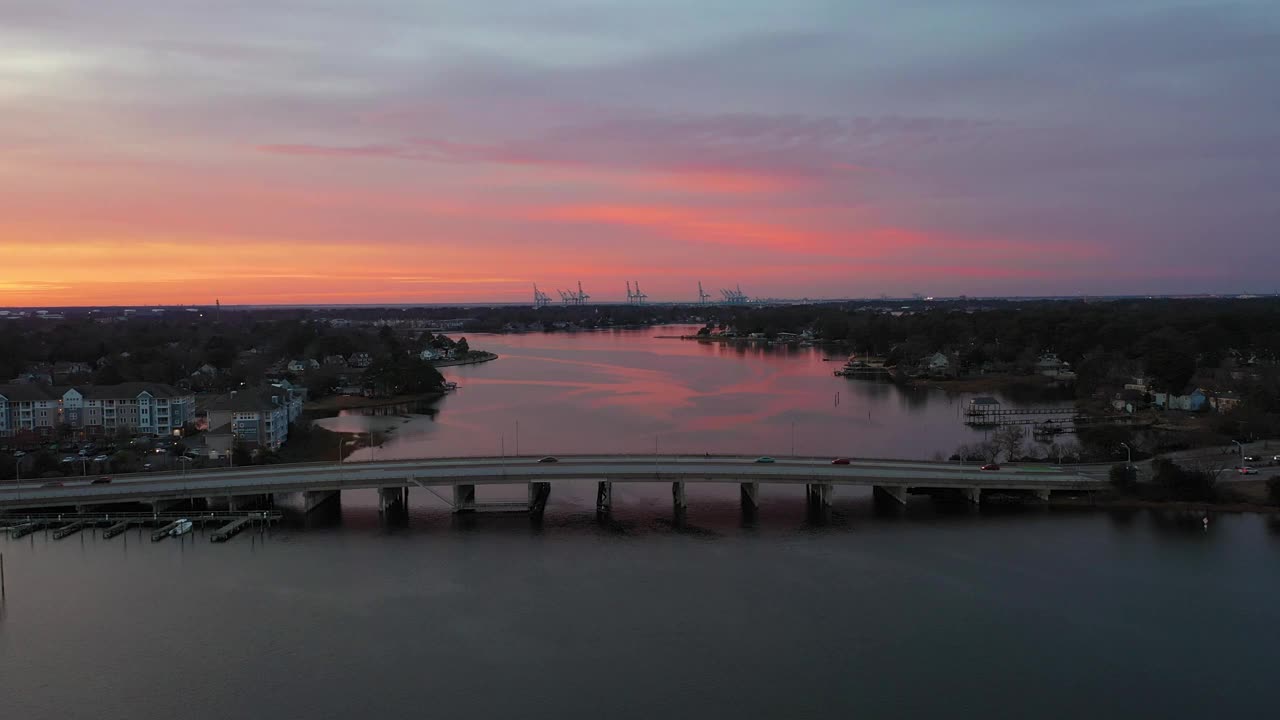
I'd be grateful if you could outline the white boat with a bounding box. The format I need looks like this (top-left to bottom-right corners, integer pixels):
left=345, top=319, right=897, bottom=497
left=169, top=519, right=194, bottom=537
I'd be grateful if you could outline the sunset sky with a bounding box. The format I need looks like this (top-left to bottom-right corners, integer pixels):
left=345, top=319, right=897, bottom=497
left=2, top=1, right=1278, bottom=306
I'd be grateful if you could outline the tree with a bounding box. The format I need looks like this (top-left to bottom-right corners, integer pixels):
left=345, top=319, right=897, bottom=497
left=1109, top=463, right=1137, bottom=491
left=232, top=439, right=253, bottom=467
left=455, top=337, right=470, bottom=356
left=995, top=425, right=1026, bottom=462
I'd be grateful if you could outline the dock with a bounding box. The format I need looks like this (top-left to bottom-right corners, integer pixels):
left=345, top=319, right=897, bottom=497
left=52, top=520, right=88, bottom=540
left=210, top=516, right=252, bottom=542
left=150, top=520, right=183, bottom=541
left=9, top=521, right=48, bottom=539
left=102, top=519, right=136, bottom=539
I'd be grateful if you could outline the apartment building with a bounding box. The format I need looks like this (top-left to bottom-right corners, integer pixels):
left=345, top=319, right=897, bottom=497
left=0, top=382, right=195, bottom=441
left=204, top=387, right=294, bottom=450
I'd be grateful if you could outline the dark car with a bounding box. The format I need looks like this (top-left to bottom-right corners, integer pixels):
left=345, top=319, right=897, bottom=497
left=755, top=456, right=776, bottom=464
left=42, top=481, right=64, bottom=488
left=980, top=463, right=1001, bottom=471
left=537, top=456, right=558, bottom=463
left=92, top=477, right=112, bottom=484
left=831, top=458, right=852, bottom=465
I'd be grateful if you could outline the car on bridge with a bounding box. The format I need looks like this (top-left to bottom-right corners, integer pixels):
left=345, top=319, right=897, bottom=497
left=755, top=457, right=776, bottom=463
left=980, top=463, right=1001, bottom=471
left=831, top=458, right=851, bottom=465
left=42, top=481, right=64, bottom=488
left=538, top=456, right=558, bottom=463
left=92, top=477, right=112, bottom=485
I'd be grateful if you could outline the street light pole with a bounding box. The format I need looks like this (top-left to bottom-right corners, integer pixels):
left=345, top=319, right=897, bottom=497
left=1232, top=439, right=1243, bottom=467
left=1120, top=442, right=1131, bottom=465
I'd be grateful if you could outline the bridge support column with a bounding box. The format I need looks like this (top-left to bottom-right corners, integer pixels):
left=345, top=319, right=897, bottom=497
left=528, top=482, right=551, bottom=516
left=963, top=488, right=982, bottom=505
left=596, top=481, right=612, bottom=515
left=452, top=484, right=475, bottom=513
left=740, top=482, right=759, bottom=510
left=303, top=490, right=339, bottom=513
left=806, top=483, right=832, bottom=510
left=377, top=487, right=405, bottom=515
left=672, top=481, right=687, bottom=512
left=1034, top=488, right=1052, bottom=502
left=873, top=485, right=908, bottom=506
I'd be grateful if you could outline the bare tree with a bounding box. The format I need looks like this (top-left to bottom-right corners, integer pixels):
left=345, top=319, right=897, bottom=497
left=996, top=425, right=1026, bottom=462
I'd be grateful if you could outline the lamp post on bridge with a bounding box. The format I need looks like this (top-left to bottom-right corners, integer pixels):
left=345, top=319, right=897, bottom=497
left=1232, top=439, right=1243, bottom=468
left=1120, top=442, right=1131, bottom=465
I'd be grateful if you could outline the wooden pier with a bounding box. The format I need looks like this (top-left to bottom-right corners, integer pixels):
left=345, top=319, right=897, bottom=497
left=102, top=519, right=137, bottom=539
left=52, top=520, right=89, bottom=540
left=210, top=517, right=253, bottom=542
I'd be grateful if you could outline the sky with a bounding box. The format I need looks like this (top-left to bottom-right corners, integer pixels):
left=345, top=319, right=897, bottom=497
left=2, top=0, right=1278, bottom=306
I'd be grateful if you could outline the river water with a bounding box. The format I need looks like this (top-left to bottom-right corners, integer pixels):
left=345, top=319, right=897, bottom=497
left=318, top=326, right=1068, bottom=460
left=3, top=328, right=1278, bottom=718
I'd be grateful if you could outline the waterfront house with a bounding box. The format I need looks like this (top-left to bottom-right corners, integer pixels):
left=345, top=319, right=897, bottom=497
left=348, top=352, right=373, bottom=368
left=1151, top=389, right=1207, bottom=412
left=419, top=348, right=440, bottom=361
left=323, top=355, right=348, bottom=368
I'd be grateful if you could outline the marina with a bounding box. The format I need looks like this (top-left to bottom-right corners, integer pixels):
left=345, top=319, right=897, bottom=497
left=2, top=511, right=280, bottom=543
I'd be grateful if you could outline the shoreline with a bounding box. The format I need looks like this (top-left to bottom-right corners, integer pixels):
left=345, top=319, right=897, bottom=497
left=431, top=351, right=498, bottom=368
left=304, top=390, right=444, bottom=413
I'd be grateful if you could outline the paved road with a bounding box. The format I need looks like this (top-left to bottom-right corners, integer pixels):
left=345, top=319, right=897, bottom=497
left=0, top=454, right=1102, bottom=511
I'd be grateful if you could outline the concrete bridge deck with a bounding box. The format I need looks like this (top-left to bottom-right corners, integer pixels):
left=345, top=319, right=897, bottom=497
left=0, top=454, right=1104, bottom=512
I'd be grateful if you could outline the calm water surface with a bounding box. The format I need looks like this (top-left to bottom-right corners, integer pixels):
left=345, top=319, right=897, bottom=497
left=320, top=326, right=1067, bottom=460
left=3, top=329, right=1278, bottom=719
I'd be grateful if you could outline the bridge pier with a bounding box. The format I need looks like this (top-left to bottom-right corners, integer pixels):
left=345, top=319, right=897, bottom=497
left=806, top=483, right=832, bottom=510
left=528, top=482, right=551, bottom=516
left=303, top=490, right=339, bottom=513
left=740, top=482, right=759, bottom=510
left=873, top=485, right=908, bottom=506
left=1034, top=488, right=1052, bottom=502
left=452, top=484, right=476, bottom=513
left=377, top=487, right=405, bottom=515
left=227, top=494, right=272, bottom=512
left=672, top=481, right=687, bottom=512
left=596, top=481, right=612, bottom=515
left=963, top=487, right=982, bottom=505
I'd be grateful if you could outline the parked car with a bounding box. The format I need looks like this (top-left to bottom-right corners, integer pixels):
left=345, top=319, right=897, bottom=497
left=93, top=454, right=109, bottom=462
left=755, top=456, right=776, bottom=463
left=537, top=456, right=558, bottom=463
left=92, top=477, right=112, bottom=484
left=61, top=456, right=77, bottom=463
left=830, top=458, right=851, bottom=465
left=1238, top=467, right=1258, bottom=475
left=13, top=450, right=25, bottom=458
left=981, top=463, right=1001, bottom=471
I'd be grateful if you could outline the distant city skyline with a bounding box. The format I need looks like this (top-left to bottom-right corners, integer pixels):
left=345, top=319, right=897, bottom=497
left=3, top=1, right=1278, bottom=306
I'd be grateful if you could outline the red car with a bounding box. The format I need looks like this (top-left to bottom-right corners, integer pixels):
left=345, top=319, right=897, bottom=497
left=831, top=458, right=851, bottom=465
left=92, top=476, right=112, bottom=484
left=980, top=463, right=1001, bottom=471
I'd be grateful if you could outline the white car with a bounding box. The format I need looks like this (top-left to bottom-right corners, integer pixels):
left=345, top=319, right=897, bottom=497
left=93, top=454, right=110, bottom=462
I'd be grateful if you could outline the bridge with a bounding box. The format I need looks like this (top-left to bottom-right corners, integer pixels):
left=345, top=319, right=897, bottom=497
left=0, top=454, right=1105, bottom=516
